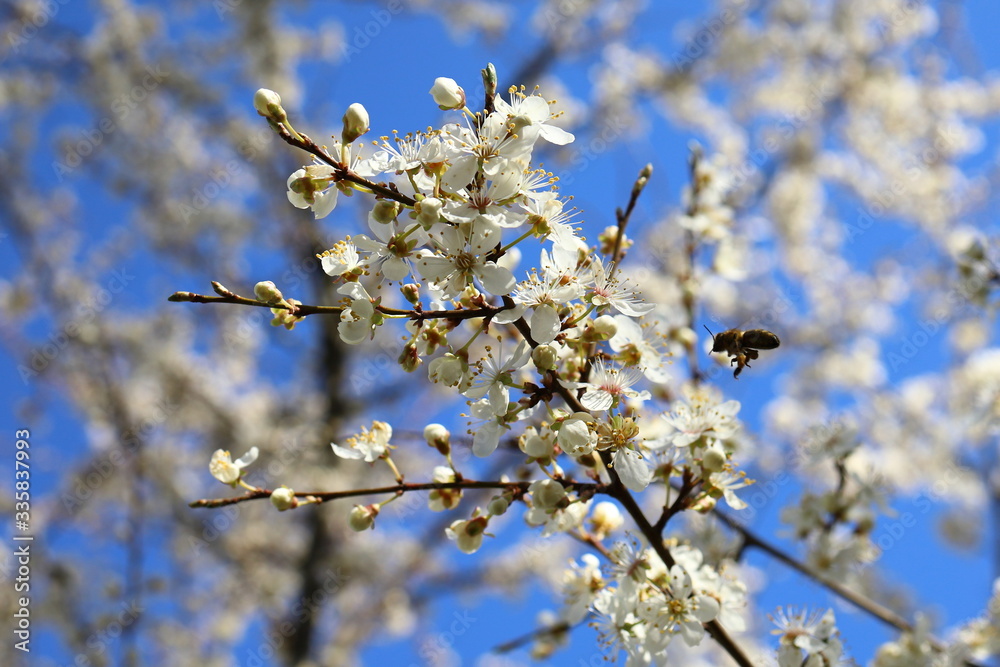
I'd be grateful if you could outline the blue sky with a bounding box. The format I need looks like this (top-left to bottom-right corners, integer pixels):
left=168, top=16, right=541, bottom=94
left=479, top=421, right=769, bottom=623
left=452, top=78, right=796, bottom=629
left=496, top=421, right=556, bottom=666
left=5, top=1, right=1000, bottom=665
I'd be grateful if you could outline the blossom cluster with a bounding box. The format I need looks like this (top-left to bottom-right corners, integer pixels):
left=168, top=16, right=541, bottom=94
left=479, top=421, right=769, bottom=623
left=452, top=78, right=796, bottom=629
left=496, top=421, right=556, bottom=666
left=198, top=68, right=771, bottom=663
left=178, top=35, right=1000, bottom=662
left=581, top=540, right=748, bottom=665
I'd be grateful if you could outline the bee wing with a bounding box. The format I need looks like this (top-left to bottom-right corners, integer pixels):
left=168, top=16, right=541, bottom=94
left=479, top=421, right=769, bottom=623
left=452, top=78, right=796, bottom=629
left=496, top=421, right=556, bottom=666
left=742, top=330, right=780, bottom=349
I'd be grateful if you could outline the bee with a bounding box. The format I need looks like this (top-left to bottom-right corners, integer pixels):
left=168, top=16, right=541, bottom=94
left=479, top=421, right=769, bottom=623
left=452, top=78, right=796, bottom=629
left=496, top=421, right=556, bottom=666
left=704, top=326, right=780, bottom=378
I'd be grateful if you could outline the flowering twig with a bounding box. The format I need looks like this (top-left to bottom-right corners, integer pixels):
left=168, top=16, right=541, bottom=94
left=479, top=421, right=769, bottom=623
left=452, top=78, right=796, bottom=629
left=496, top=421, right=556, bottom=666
left=273, top=124, right=418, bottom=207
left=190, top=478, right=601, bottom=509
left=169, top=282, right=341, bottom=315
left=608, top=163, right=652, bottom=277
left=492, top=620, right=574, bottom=654
left=170, top=282, right=517, bottom=322
left=508, top=296, right=755, bottom=667
left=608, top=467, right=754, bottom=667
left=714, top=508, right=959, bottom=655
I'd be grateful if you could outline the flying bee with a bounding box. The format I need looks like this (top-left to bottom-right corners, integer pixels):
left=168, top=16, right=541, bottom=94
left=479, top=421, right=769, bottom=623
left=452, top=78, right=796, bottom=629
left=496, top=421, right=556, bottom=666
left=704, top=326, right=780, bottom=378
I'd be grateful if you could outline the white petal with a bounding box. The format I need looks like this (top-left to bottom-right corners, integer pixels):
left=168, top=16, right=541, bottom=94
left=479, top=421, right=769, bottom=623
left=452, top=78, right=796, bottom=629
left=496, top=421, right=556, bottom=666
left=493, top=302, right=526, bottom=324
left=678, top=619, right=705, bottom=647
left=487, top=382, right=509, bottom=415
left=489, top=167, right=524, bottom=201
left=382, top=257, right=411, bottom=282
left=529, top=304, right=561, bottom=344
left=613, top=299, right=655, bottom=317
left=477, top=262, right=516, bottom=295
left=723, top=488, right=748, bottom=510
left=417, top=255, right=456, bottom=283
left=507, top=340, right=532, bottom=369
left=613, top=448, right=652, bottom=492
left=331, top=443, right=364, bottom=460
left=539, top=124, right=575, bottom=145
left=234, top=447, right=259, bottom=468
left=693, top=595, right=721, bottom=622
left=338, top=316, right=371, bottom=345
left=462, top=380, right=491, bottom=401
left=472, top=420, right=503, bottom=457
left=313, top=189, right=339, bottom=219
left=581, top=388, right=614, bottom=412
left=441, top=156, right=479, bottom=193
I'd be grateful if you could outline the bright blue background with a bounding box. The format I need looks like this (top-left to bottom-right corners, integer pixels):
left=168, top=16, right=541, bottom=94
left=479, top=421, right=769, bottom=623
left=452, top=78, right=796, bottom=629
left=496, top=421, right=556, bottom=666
left=4, top=1, right=999, bottom=665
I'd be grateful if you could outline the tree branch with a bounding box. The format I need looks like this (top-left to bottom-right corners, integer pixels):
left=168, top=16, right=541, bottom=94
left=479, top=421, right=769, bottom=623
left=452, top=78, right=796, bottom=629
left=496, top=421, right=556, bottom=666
left=189, top=478, right=602, bottom=509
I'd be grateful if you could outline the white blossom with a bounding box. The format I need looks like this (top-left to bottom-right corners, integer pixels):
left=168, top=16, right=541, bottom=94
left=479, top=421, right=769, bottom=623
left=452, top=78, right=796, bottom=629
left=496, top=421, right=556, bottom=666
left=331, top=421, right=393, bottom=462
left=209, top=447, right=258, bottom=486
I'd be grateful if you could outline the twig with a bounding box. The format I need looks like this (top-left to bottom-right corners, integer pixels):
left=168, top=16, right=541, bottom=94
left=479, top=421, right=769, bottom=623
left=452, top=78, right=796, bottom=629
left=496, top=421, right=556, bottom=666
left=711, top=509, right=987, bottom=665
left=274, top=126, right=418, bottom=207
left=170, top=284, right=515, bottom=322
left=190, top=478, right=601, bottom=509
left=608, top=164, right=652, bottom=279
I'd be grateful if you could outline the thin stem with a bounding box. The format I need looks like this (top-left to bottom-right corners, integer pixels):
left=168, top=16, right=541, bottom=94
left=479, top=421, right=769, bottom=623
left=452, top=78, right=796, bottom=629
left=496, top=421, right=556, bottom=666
left=499, top=227, right=535, bottom=255
left=170, top=285, right=516, bottom=323
left=603, top=461, right=754, bottom=667
left=273, top=125, right=417, bottom=207
left=710, top=507, right=986, bottom=665
left=607, top=165, right=652, bottom=281
left=190, top=478, right=601, bottom=509
left=504, top=300, right=755, bottom=667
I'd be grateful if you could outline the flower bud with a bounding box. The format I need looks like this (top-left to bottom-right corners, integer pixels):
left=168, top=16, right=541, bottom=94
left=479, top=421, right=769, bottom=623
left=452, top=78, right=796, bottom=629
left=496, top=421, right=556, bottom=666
left=481, top=63, right=497, bottom=99
left=415, top=196, right=443, bottom=227
left=424, top=423, right=451, bottom=456
left=342, top=102, right=370, bottom=143
left=519, top=427, right=554, bottom=460
left=702, top=440, right=727, bottom=472
left=592, top=315, right=618, bottom=340
left=447, top=516, right=488, bottom=554
left=532, top=344, right=559, bottom=371
left=590, top=501, right=624, bottom=537
left=428, top=353, right=466, bottom=386
left=487, top=495, right=509, bottom=516
left=371, top=199, right=400, bottom=224
left=558, top=415, right=596, bottom=456
left=254, top=280, right=285, bottom=305
left=529, top=479, right=567, bottom=510
left=398, top=340, right=422, bottom=373
left=676, top=325, right=698, bottom=351
left=270, top=487, right=298, bottom=511
left=349, top=504, right=379, bottom=531
left=401, top=283, right=421, bottom=305
left=430, top=77, right=466, bottom=110
left=253, top=88, right=285, bottom=121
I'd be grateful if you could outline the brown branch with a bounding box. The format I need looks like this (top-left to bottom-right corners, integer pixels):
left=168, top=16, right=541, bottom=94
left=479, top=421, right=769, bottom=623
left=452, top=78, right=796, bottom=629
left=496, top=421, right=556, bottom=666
left=609, top=164, right=651, bottom=273
left=603, top=462, right=753, bottom=667
left=493, top=620, right=574, bottom=654
left=170, top=283, right=516, bottom=322
left=168, top=288, right=341, bottom=316
left=653, top=471, right=696, bottom=534
left=273, top=125, right=417, bottom=207
left=190, top=478, right=603, bottom=509
left=504, top=308, right=753, bottom=666
left=506, top=288, right=754, bottom=665
left=712, top=509, right=965, bottom=657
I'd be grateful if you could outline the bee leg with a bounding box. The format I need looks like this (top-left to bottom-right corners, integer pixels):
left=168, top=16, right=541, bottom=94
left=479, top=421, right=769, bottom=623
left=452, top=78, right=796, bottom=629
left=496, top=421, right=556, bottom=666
left=733, top=353, right=747, bottom=378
